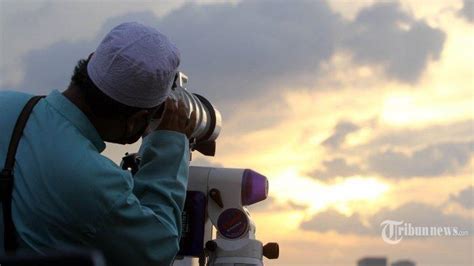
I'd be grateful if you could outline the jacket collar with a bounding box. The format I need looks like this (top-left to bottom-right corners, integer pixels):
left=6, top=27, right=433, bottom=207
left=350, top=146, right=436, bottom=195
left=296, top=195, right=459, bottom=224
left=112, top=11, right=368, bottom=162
left=45, top=90, right=106, bottom=152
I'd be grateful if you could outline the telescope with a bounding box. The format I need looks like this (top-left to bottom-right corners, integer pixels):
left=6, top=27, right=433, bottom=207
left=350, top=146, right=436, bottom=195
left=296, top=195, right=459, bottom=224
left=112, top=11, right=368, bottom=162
left=146, top=72, right=221, bottom=157
left=121, top=72, right=279, bottom=266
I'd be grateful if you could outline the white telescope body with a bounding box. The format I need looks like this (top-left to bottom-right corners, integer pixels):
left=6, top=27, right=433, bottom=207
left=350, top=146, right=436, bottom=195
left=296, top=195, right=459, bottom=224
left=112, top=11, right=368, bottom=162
left=175, top=167, right=278, bottom=266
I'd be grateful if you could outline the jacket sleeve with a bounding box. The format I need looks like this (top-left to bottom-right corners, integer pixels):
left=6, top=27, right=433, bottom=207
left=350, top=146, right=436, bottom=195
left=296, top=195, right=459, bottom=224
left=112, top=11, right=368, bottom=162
left=93, top=130, right=189, bottom=266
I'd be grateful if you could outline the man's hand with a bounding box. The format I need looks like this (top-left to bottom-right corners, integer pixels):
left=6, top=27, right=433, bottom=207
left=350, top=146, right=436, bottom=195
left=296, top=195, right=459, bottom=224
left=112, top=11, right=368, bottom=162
left=155, top=98, right=196, bottom=138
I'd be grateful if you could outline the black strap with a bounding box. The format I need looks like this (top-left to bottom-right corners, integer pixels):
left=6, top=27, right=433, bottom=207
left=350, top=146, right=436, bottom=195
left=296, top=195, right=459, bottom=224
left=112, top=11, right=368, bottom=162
left=1, top=95, right=44, bottom=253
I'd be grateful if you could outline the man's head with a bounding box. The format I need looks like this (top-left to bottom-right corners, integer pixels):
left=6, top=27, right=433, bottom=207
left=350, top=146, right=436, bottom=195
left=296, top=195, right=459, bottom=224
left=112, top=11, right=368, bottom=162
left=67, top=22, right=180, bottom=144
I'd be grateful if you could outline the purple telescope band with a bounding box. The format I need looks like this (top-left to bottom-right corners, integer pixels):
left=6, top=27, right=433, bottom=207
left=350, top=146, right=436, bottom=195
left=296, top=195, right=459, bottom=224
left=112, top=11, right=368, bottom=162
left=241, top=169, right=268, bottom=206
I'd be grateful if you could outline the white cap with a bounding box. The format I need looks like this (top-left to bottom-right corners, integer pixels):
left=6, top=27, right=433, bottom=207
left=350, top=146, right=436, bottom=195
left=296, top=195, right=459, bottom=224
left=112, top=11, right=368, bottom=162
left=87, top=22, right=180, bottom=108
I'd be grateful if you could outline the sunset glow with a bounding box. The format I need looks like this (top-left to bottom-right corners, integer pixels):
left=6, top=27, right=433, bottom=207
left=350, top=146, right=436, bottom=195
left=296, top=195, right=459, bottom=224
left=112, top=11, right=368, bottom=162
left=271, top=170, right=390, bottom=215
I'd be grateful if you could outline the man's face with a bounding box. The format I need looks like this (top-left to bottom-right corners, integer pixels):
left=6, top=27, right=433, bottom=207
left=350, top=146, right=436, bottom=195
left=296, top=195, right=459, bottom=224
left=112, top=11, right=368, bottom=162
left=109, top=103, right=165, bottom=145
left=122, top=114, right=150, bottom=144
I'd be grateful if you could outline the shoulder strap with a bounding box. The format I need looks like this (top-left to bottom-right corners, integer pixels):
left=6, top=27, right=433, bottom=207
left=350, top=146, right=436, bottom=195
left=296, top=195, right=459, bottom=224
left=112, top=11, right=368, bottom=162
left=1, top=95, right=44, bottom=253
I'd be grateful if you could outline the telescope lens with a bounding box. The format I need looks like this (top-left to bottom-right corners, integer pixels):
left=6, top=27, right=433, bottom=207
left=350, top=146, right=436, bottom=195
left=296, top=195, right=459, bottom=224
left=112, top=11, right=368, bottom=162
left=169, top=72, right=222, bottom=156
left=241, top=169, right=268, bottom=206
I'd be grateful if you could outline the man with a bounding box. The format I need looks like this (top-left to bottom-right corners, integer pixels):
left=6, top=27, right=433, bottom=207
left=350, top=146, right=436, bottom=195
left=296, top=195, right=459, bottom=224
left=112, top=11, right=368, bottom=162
left=0, top=22, right=196, bottom=265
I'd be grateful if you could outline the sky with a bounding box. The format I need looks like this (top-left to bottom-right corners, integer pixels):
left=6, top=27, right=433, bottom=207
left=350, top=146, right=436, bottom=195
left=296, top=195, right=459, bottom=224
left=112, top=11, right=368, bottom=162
left=1, top=0, right=473, bottom=265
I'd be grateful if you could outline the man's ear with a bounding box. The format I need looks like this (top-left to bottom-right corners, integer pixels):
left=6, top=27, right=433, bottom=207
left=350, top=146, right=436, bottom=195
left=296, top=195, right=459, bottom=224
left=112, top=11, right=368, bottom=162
left=126, top=110, right=150, bottom=135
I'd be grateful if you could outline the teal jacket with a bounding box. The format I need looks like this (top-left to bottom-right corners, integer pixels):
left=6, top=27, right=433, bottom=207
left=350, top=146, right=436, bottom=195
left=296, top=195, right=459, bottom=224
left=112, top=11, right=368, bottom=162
left=0, top=90, right=189, bottom=265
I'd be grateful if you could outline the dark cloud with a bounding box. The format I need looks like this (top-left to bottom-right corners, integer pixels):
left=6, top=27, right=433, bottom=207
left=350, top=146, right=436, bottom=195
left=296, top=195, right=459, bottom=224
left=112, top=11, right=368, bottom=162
left=368, top=141, right=474, bottom=178
left=450, top=186, right=474, bottom=209
left=459, top=0, right=474, bottom=22
left=2, top=11, right=158, bottom=95
left=365, top=120, right=473, bottom=149
left=158, top=0, right=343, bottom=106
left=322, top=121, right=359, bottom=149
left=342, top=2, right=445, bottom=82
left=310, top=157, right=364, bottom=180
left=312, top=120, right=474, bottom=180
left=160, top=0, right=445, bottom=101
left=0, top=1, right=443, bottom=132
left=13, top=40, right=95, bottom=95
left=301, top=202, right=473, bottom=235
left=1, top=0, right=445, bottom=116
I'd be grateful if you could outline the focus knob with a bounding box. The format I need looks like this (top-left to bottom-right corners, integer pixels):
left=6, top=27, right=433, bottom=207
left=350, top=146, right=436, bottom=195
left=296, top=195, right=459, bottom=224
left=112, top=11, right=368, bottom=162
left=263, top=242, right=279, bottom=259
left=205, top=240, right=217, bottom=252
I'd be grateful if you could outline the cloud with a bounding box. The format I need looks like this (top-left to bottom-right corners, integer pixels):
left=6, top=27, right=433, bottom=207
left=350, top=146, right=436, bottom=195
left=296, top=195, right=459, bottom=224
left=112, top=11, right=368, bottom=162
left=367, top=141, right=474, bottom=178
left=246, top=196, right=278, bottom=212
left=246, top=196, right=307, bottom=213
left=459, top=0, right=474, bottom=22
left=371, top=202, right=473, bottom=230
left=322, top=121, right=359, bottom=149
left=310, top=157, right=364, bottom=180
left=0, top=1, right=182, bottom=87
left=159, top=0, right=445, bottom=103
left=450, top=186, right=474, bottom=209
left=189, top=155, right=223, bottom=168
left=342, top=2, right=446, bottom=82
left=310, top=121, right=474, bottom=181
left=301, top=202, right=473, bottom=235
left=158, top=0, right=344, bottom=106
left=300, top=209, right=372, bottom=234
left=14, top=40, right=95, bottom=95
left=1, top=0, right=445, bottom=115
left=365, top=120, right=474, bottom=149
left=2, top=11, right=160, bottom=95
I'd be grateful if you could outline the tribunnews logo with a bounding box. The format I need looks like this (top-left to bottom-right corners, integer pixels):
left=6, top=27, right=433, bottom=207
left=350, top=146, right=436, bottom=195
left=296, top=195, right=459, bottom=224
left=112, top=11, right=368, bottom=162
left=380, top=220, right=470, bottom=244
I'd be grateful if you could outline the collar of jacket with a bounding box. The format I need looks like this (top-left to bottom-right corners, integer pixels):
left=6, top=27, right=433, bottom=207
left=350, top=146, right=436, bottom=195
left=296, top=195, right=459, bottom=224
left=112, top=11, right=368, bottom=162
left=45, top=90, right=106, bottom=152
